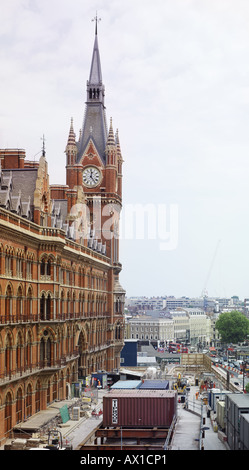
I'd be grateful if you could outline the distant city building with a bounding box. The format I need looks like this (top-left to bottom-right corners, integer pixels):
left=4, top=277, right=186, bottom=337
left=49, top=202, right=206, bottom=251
left=244, top=299, right=249, bottom=318
left=125, top=307, right=211, bottom=347
left=125, top=315, right=174, bottom=343
left=125, top=297, right=167, bottom=311
left=126, top=295, right=243, bottom=314
left=165, top=297, right=189, bottom=309
left=183, top=308, right=211, bottom=347
left=169, top=309, right=190, bottom=343
left=170, top=308, right=211, bottom=347
left=120, top=340, right=138, bottom=367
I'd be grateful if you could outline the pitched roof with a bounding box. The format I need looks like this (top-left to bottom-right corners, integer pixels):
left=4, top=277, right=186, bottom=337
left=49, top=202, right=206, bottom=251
left=0, top=168, right=37, bottom=220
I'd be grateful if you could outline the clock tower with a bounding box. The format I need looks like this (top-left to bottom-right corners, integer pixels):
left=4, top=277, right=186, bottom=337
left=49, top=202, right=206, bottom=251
left=65, top=19, right=125, bottom=371
left=66, top=21, right=123, bottom=252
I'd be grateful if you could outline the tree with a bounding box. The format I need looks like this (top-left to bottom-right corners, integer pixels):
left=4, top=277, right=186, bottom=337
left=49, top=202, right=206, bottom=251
left=215, top=310, right=249, bottom=344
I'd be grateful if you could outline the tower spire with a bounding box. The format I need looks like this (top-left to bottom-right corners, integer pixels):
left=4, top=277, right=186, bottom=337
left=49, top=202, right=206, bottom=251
left=89, top=16, right=103, bottom=85
left=77, top=18, right=107, bottom=163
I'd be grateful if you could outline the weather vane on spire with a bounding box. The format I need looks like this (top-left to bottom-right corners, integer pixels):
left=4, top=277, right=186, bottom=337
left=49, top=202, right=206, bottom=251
left=92, top=11, right=101, bottom=35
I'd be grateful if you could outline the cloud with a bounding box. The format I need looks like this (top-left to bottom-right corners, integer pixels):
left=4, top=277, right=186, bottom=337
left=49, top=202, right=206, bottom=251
left=1, top=0, right=249, bottom=299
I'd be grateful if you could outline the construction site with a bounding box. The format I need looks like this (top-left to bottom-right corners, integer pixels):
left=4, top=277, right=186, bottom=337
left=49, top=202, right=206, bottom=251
left=1, top=353, right=246, bottom=451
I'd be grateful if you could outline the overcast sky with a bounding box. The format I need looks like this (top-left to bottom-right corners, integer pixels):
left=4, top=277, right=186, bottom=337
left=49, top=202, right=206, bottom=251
left=1, top=0, right=249, bottom=300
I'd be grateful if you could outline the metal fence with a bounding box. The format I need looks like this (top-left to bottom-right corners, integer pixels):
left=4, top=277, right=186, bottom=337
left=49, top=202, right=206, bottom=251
left=185, top=398, right=202, bottom=416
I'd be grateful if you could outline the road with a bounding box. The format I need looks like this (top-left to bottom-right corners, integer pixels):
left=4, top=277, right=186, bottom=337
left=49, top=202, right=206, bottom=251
left=215, top=363, right=248, bottom=391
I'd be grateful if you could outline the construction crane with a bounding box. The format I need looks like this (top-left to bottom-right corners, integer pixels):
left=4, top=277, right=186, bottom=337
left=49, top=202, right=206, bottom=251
left=201, top=239, right=221, bottom=306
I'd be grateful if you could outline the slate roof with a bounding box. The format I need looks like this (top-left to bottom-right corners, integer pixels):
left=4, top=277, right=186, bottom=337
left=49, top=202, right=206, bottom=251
left=0, top=168, right=36, bottom=220
left=51, top=199, right=68, bottom=229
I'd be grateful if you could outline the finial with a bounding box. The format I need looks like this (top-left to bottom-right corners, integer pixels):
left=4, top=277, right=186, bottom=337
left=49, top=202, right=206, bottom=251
left=106, top=117, right=115, bottom=147
left=66, top=117, right=76, bottom=148
left=41, top=134, right=46, bottom=157
left=92, top=11, right=101, bottom=35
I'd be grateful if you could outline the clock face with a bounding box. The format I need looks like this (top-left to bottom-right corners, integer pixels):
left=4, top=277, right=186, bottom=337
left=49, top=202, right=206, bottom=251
left=82, top=167, right=101, bottom=187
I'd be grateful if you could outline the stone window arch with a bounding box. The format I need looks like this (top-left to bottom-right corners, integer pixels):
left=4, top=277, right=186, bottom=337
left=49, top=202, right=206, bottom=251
left=35, top=380, right=41, bottom=413
left=16, top=387, right=23, bottom=423
left=5, top=284, right=13, bottom=320
left=16, top=285, right=23, bottom=320
left=26, top=330, right=32, bottom=368
left=5, top=391, right=13, bottom=437
left=26, top=286, right=33, bottom=319
left=40, top=258, right=46, bottom=276
left=5, top=331, right=13, bottom=376
left=47, top=380, right=51, bottom=405
left=40, top=293, right=46, bottom=320
left=46, top=293, right=52, bottom=320
left=26, top=383, right=32, bottom=418
left=60, top=289, right=65, bottom=317
left=16, top=331, right=23, bottom=371
left=40, top=335, right=52, bottom=367
left=115, top=322, right=121, bottom=340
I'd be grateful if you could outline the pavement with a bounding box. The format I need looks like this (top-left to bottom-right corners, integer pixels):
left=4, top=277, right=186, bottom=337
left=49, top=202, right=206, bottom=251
left=171, top=386, right=228, bottom=450
left=60, top=390, right=106, bottom=449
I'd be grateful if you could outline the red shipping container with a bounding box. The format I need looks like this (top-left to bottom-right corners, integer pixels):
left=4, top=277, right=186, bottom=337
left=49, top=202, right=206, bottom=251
left=103, top=389, right=177, bottom=428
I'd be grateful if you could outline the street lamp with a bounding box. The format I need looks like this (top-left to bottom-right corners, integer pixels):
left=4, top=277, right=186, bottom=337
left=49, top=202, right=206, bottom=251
left=242, top=361, right=247, bottom=392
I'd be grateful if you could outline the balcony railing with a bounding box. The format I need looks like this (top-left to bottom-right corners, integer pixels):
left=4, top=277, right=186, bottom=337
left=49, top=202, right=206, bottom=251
left=0, top=311, right=110, bottom=325
left=0, top=351, right=79, bottom=383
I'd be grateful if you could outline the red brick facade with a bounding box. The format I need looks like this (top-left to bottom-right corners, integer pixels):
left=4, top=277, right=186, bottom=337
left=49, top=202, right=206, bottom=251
left=0, top=28, right=125, bottom=444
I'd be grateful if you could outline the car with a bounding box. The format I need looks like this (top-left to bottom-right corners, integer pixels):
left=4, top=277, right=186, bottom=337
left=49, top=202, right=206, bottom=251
left=232, top=381, right=243, bottom=389
left=234, top=361, right=243, bottom=369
